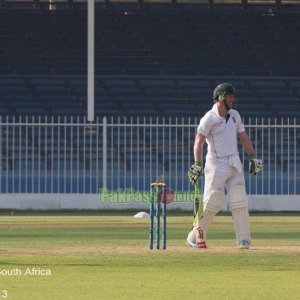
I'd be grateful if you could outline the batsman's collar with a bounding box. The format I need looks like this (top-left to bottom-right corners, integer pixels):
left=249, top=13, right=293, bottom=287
left=212, top=103, right=231, bottom=118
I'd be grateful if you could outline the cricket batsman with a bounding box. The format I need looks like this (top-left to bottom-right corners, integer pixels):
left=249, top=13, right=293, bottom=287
left=187, top=83, right=263, bottom=249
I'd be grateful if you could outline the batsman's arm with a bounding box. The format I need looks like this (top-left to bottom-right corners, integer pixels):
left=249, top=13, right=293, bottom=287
left=238, top=131, right=255, bottom=157
left=239, top=131, right=264, bottom=175
left=193, top=133, right=206, bottom=163
left=188, top=133, right=206, bottom=184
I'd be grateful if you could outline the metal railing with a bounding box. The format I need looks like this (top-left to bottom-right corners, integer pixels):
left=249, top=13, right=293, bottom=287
left=0, top=116, right=299, bottom=194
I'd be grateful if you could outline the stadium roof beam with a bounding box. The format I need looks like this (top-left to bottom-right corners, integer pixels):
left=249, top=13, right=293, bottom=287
left=241, top=0, right=282, bottom=9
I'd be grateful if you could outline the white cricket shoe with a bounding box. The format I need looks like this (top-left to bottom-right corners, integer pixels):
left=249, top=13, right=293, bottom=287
left=186, top=228, right=207, bottom=248
left=239, top=240, right=250, bottom=250
left=186, top=239, right=198, bottom=248
left=186, top=228, right=197, bottom=248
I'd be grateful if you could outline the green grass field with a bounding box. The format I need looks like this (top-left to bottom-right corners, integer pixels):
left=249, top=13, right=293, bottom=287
left=0, top=211, right=299, bottom=300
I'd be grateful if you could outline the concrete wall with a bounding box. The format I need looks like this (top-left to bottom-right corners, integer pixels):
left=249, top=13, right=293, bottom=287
left=0, top=194, right=299, bottom=211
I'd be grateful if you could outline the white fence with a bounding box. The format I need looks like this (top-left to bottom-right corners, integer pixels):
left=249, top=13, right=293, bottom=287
left=0, top=116, right=300, bottom=195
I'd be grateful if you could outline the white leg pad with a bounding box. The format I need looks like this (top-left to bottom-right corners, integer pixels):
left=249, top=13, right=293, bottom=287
left=228, top=185, right=251, bottom=245
left=194, top=211, right=216, bottom=243
left=188, top=190, right=224, bottom=244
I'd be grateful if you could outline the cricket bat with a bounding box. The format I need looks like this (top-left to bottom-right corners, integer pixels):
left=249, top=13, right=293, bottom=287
left=193, top=183, right=203, bottom=226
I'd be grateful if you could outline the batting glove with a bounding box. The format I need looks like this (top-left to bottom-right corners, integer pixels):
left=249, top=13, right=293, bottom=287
left=249, top=156, right=264, bottom=176
left=188, top=163, right=204, bottom=184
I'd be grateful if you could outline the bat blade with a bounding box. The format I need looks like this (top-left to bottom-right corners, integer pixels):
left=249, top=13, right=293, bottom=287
left=193, top=184, right=203, bottom=226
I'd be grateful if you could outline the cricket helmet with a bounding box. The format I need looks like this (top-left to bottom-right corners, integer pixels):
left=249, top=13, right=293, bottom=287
left=213, top=83, right=237, bottom=100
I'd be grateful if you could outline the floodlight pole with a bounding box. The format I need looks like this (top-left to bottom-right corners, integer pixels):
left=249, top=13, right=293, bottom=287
left=87, top=0, right=95, bottom=122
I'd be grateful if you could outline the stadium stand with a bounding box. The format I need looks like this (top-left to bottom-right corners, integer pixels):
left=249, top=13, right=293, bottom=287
left=0, top=0, right=300, bottom=194
left=0, top=1, right=300, bottom=119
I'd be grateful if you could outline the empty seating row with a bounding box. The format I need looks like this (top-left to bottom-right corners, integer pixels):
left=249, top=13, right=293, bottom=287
left=1, top=76, right=300, bottom=118
left=1, top=3, right=300, bottom=77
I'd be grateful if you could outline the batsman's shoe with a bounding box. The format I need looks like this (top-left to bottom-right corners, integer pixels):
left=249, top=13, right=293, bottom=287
left=197, top=241, right=207, bottom=248
left=186, top=239, right=198, bottom=248
left=186, top=239, right=207, bottom=249
left=239, top=240, right=250, bottom=250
